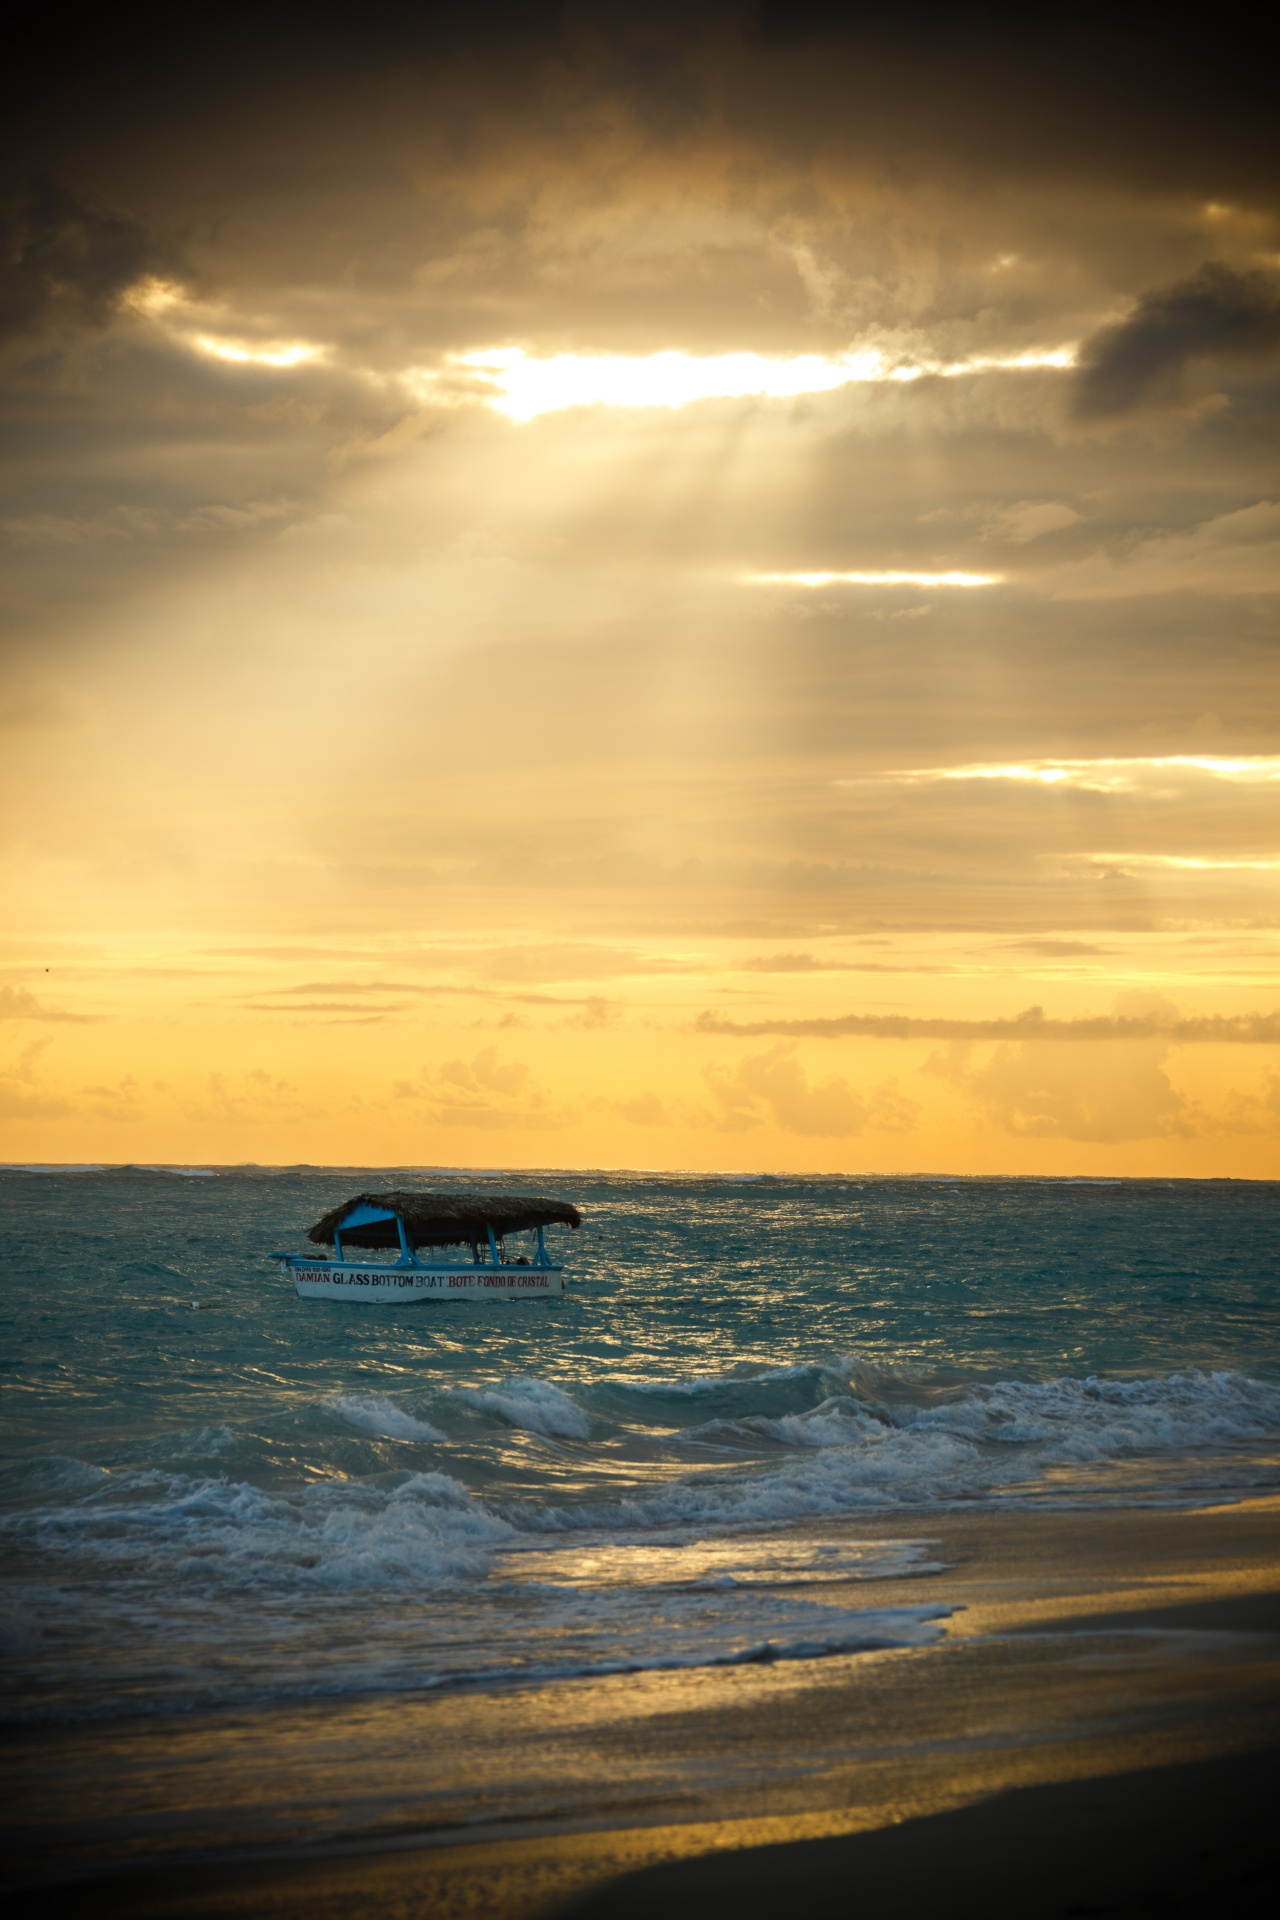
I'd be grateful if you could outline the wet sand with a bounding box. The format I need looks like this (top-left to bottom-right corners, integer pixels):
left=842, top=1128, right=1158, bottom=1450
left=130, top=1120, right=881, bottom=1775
left=558, top=1743, right=1280, bottom=1920
left=6, top=1499, right=1279, bottom=1919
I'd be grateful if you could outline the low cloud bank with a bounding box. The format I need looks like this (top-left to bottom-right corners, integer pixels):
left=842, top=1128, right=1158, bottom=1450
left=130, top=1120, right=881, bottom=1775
left=695, top=1007, right=1280, bottom=1044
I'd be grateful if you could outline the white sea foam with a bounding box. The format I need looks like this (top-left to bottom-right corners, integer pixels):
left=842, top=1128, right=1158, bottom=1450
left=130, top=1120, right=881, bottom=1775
left=750, top=1399, right=882, bottom=1447
left=487, top=1598, right=951, bottom=1683
left=329, top=1395, right=445, bottom=1442
left=619, top=1363, right=816, bottom=1399
left=17, top=1370, right=1272, bottom=1600
left=896, top=1369, right=1280, bottom=1457
left=457, top=1377, right=592, bottom=1439
left=7, top=1364, right=1278, bottom=1724
left=5, top=1468, right=511, bottom=1591
left=534, top=1367, right=1280, bottom=1535
left=158, top=1425, right=241, bottom=1459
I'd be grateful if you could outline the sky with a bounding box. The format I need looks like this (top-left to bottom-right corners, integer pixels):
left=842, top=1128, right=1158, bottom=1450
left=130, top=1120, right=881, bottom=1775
left=2, top=2, right=1279, bottom=1174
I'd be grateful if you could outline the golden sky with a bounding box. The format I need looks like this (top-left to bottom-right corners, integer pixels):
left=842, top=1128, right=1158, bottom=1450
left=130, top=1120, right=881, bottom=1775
left=3, top=4, right=1279, bottom=1173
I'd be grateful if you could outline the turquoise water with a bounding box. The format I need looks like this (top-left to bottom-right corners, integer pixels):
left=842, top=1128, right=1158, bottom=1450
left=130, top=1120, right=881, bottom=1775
left=2, top=1167, right=1278, bottom=1723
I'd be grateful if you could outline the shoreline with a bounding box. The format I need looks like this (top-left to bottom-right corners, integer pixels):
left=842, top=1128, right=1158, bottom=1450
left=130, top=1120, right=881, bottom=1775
left=6, top=1499, right=1279, bottom=1918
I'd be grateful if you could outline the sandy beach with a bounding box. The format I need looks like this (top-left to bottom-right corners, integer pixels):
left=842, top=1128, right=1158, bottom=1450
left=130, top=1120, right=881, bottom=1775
left=7, top=1496, right=1278, bottom=1919
left=8, top=0, right=1280, bottom=1907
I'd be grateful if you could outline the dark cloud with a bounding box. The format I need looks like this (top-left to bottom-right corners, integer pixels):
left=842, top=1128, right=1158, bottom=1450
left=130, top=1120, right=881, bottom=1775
left=9, top=6, right=1277, bottom=194
left=695, top=1007, right=1280, bottom=1043
left=1004, top=940, right=1111, bottom=957
left=741, top=952, right=830, bottom=972
left=1075, top=264, right=1280, bottom=417
left=5, top=7, right=1277, bottom=317
left=0, top=984, right=95, bottom=1022
left=0, top=178, right=169, bottom=340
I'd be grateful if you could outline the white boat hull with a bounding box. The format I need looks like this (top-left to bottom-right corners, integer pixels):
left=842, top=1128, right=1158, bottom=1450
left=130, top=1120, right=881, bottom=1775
left=281, top=1260, right=565, bottom=1301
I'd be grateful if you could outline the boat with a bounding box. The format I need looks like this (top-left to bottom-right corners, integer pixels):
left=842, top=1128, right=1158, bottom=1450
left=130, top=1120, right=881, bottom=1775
left=270, top=1189, right=582, bottom=1301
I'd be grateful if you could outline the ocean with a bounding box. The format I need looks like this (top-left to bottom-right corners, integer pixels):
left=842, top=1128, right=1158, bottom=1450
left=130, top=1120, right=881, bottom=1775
left=3, top=1167, right=1279, bottom=1732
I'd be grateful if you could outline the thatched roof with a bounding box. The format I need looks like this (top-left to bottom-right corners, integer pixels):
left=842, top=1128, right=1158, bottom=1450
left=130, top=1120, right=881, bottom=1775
left=307, top=1190, right=582, bottom=1251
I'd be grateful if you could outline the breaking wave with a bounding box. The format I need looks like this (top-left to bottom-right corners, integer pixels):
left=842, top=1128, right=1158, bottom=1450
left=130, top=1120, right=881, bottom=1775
left=328, top=1394, right=446, bottom=1442
left=454, top=1377, right=592, bottom=1440
left=2, top=1467, right=511, bottom=1595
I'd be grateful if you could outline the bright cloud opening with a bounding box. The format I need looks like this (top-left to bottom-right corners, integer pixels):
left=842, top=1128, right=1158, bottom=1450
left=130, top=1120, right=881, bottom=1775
left=193, top=335, right=325, bottom=369
left=448, top=343, right=1076, bottom=421
left=126, top=278, right=187, bottom=317
left=874, top=755, right=1280, bottom=791
left=126, top=280, right=326, bottom=370
left=1086, top=852, right=1280, bottom=871
left=127, top=288, right=1074, bottom=414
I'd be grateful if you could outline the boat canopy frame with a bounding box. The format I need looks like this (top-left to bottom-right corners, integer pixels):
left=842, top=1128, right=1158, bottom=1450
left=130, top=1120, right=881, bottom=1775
left=304, top=1190, right=581, bottom=1269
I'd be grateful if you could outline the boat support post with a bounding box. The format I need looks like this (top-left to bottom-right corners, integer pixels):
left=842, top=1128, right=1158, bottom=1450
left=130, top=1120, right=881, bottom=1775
left=486, top=1223, right=501, bottom=1266
left=536, top=1225, right=547, bottom=1268
left=396, top=1214, right=414, bottom=1265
